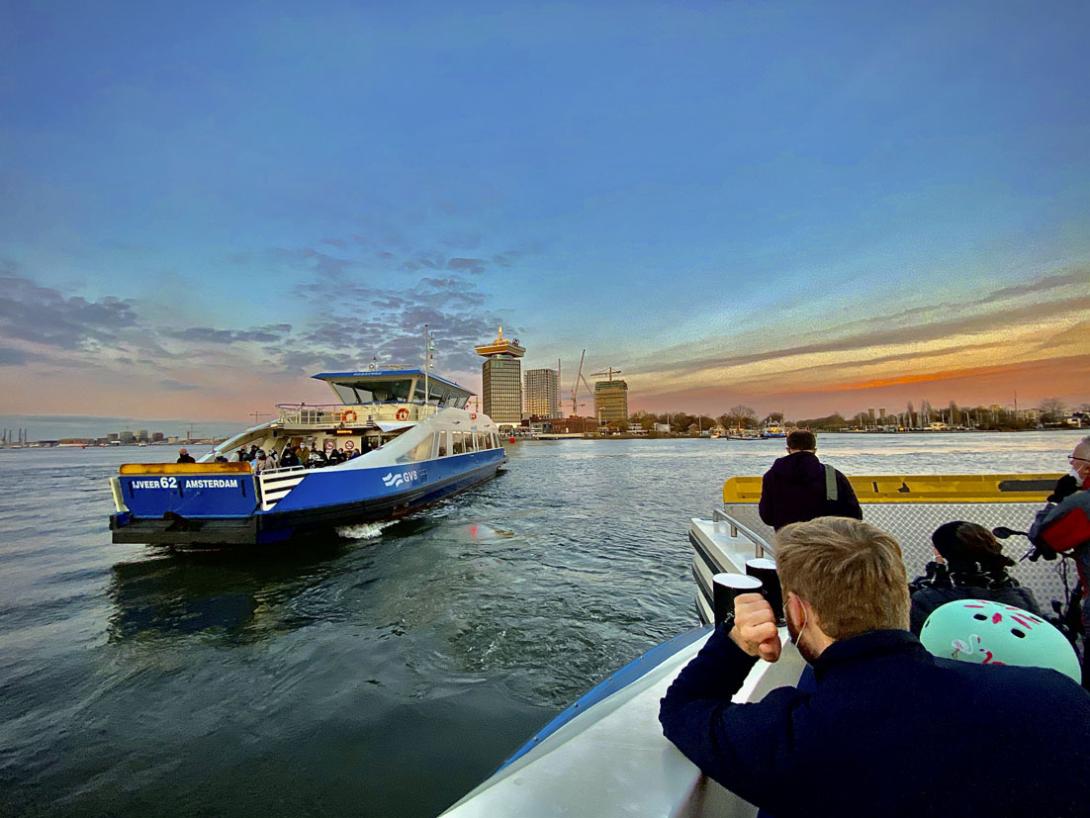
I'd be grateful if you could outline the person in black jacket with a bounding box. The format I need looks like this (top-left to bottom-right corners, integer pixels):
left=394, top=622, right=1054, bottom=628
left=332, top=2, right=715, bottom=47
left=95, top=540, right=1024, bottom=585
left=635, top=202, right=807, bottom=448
left=176, top=447, right=195, bottom=464
left=659, top=517, right=1090, bottom=818
left=758, top=430, right=861, bottom=530
left=909, top=520, right=1040, bottom=633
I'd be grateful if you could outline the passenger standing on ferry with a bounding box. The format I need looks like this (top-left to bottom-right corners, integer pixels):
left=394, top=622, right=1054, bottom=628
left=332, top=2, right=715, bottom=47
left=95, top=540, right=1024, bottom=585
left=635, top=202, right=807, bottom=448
left=1031, top=435, right=1090, bottom=688
left=253, top=452, right=268, bottom=473
left=909, top=520, right=1040, bottom=633
left=758, top=430, right=861, bottom=530
left=298, top=443, right=310, bottom=467
left=176, top=448, right=195, bottom=464
left=279, top=446, right=299, bottom=468
left=659, top=517, right=1090, bottom=818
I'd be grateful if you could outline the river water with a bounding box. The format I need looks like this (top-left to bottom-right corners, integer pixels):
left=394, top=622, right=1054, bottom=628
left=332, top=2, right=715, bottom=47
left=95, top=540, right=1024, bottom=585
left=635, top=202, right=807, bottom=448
left=0, top=431, right=1082, bottom=816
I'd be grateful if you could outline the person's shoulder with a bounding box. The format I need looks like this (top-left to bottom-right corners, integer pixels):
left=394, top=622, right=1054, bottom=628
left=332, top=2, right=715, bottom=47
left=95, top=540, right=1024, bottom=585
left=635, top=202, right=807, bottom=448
left=936, top=657, right=1089, bottom=704
left=763, top=455, right=790, bottom=475
left=910, top=584, right=950, bottom=605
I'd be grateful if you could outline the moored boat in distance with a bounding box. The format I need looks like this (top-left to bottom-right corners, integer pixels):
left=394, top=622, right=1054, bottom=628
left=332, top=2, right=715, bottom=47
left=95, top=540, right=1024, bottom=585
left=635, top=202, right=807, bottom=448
left=109, top=366, right=507, bottom=547
left=724, top=427, right=761, bottom=440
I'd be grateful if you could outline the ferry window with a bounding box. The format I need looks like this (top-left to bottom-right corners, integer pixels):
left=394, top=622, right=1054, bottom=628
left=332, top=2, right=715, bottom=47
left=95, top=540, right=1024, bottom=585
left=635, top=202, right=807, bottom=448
left=490, top=433, right=497, bottom=449
left=399, top=433, right=435, bottom=463
left=437, top=431, right=448, bottom=457
left=366, top=380, right=412, bottom=402
left=474, top=432, right=484, bottom=451
left=332, top=384, right=356, bottom=404
left=452, top=432, right=465, bottom=455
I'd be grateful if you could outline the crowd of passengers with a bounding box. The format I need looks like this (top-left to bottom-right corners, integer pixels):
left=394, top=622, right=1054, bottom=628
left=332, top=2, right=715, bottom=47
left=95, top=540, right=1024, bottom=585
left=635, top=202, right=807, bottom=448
left=658, top=430, right=1090, bottom=818
left=212, top=440, right=377, bottom=470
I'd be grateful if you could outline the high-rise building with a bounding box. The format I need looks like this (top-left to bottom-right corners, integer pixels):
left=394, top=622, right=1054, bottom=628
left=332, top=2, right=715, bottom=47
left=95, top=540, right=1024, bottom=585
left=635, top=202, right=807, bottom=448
left=524, top=368, right=560, bottom=418
left=594, top=379, right=629, bottom=424
left=474, top=326, right=525, bottom=427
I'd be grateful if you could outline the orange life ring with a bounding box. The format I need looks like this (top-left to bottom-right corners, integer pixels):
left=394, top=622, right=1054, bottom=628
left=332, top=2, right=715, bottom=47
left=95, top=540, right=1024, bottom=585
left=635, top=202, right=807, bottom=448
left=395, top=407, right=409, bottom=421
left=470, top=412, right=477, bottom=420
left=341, top=409, right=358, bottom=424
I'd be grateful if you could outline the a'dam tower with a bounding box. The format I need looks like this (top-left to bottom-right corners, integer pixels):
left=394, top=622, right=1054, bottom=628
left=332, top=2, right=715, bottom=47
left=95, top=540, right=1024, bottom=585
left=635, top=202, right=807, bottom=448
left=475, top=326, right=525, bottom=428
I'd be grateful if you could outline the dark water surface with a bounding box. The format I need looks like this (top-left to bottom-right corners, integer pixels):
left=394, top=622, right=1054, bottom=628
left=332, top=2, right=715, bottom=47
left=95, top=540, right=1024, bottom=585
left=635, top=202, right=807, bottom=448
left=0, top=432, right=1082, bottom=816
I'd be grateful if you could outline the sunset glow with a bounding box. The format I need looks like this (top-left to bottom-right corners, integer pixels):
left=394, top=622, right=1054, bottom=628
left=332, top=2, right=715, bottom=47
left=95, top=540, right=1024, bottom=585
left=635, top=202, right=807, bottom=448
left=2, top=2, right=1088, bottom=436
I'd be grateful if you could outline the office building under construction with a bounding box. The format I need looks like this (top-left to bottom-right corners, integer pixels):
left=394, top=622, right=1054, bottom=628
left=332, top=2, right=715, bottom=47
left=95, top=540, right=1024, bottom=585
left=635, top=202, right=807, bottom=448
left=594, top=378, right=628, bottom=424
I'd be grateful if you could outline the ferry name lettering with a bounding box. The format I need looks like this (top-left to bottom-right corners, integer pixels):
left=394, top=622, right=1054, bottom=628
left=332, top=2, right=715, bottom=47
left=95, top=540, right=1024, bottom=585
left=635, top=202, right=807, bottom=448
left=129, top=477, right=240, bottom=490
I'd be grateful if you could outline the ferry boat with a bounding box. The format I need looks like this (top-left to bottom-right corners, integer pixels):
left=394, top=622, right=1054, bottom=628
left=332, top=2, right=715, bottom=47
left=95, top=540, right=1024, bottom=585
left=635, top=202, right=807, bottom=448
left=108, top=366, right=507, bottom=547
left=758, top=422, right=786, bottom=439
left=440, top=472, right=1066, bottom=817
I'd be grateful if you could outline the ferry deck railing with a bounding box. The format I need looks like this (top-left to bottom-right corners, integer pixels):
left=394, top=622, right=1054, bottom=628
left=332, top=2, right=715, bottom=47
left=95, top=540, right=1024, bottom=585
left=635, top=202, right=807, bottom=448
left=707, top=479, right=1073, bottom=618
left=712, top=506, right=773, bottom=559
left=275, top=402, right=440, bottom=427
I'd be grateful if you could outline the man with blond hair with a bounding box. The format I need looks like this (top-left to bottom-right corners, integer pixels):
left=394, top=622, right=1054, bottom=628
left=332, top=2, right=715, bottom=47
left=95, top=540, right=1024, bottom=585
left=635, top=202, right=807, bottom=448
left=659, top=517, right=1090, bottom=818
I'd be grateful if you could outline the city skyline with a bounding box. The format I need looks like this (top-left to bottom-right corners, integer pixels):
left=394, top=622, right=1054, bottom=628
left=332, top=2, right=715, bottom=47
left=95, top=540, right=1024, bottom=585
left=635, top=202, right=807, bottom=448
left=2, top=2, right=1089, bottom=428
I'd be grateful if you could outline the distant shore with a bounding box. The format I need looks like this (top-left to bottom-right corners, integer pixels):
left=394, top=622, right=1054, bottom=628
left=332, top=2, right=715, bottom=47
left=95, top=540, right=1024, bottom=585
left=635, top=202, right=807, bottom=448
left=515, top=426, right=1085, bottom=441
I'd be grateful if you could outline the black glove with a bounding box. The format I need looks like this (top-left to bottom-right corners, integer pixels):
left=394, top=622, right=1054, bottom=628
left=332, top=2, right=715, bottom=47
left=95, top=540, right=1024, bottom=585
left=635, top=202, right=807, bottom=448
left=1048, top=474, right=1078, bottom=503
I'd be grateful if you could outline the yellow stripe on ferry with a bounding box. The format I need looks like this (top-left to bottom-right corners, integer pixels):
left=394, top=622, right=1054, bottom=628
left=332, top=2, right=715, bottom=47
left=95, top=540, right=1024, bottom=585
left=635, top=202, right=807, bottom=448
left=723, top=473, right=1064, bottom=504
left=119, top=462, right=253, bottom=475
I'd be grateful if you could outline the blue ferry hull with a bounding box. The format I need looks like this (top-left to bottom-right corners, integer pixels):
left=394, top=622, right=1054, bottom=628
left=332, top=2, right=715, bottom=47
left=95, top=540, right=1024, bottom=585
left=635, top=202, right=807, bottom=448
left=110, top=451, right=506, bottom=547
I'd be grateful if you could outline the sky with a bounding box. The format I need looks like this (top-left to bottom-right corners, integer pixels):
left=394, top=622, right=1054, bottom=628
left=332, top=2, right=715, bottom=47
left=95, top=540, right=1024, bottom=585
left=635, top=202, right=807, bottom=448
left=2, top=0, right=1088, bottom=437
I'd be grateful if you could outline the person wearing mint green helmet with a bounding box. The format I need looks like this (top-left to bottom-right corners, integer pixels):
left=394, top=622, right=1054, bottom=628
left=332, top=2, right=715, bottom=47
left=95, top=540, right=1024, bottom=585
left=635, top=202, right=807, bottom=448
left=920, top=599, right=1080, bottom=682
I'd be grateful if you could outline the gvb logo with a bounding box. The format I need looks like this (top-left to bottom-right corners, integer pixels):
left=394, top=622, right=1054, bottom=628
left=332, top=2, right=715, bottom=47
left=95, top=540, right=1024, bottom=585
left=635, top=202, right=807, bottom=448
left=382, top=470, right=419, bottom=488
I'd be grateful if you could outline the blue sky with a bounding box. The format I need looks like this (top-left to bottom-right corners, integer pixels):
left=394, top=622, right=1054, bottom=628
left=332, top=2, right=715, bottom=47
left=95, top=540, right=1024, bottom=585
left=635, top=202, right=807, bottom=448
left=2, top=1, right=1088, bottom=430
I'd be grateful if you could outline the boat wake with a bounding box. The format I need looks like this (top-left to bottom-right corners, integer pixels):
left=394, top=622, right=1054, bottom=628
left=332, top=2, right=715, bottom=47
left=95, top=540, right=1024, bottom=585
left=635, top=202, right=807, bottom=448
left=336, top=520, right=396, bottom=540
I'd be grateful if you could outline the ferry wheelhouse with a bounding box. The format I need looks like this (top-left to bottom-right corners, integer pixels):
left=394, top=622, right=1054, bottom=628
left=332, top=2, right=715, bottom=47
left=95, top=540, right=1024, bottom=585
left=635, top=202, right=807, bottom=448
left=109, top=367, right=507, bottom=546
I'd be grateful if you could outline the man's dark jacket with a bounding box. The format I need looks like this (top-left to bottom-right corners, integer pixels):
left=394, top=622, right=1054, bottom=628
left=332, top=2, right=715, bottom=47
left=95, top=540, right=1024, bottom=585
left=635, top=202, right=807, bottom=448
left=659, top=627, right=1090, bottom=818
left=758, top=450, right=861, bottom=530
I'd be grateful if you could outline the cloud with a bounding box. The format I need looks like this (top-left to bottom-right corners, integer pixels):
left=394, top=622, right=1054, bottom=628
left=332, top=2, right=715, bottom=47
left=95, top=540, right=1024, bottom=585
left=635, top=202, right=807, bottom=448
left=631, top=288, right=1090, bottom=381
left=0, top=345, right=42, bottom=365
left=160, top=378, right=199, bottom=391
left=0, top=272, right=139, bottom=349
left=164, top=324, right=293, bottom=344
left=446, top=257, right=487, bottom=274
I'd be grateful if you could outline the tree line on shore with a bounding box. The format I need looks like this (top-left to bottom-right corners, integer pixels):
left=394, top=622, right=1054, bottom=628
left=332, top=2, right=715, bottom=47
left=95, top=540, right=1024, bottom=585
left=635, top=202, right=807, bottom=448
left=624, top=398, right=1088, bottom=435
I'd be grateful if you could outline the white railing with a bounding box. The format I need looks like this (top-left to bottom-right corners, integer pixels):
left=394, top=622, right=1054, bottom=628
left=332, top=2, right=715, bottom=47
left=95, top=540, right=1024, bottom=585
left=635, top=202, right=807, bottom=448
left=275, top=403, right=438, bottom=427
left=713, top=507, right=772, bottom=559
left=258, top=465, right=308, bottom=511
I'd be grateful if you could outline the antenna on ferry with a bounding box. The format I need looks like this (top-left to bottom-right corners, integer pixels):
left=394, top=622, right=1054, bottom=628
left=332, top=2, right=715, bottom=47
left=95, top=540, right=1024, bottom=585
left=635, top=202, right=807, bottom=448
left=423, top=324, right=436, bottom=413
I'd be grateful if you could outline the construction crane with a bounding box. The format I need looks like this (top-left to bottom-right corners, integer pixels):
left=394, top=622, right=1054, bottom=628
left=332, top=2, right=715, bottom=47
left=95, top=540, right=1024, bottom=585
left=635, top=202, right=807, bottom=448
left=590, top=367, right=622, bottom=382
left=570, top=349, right=596, bottom=417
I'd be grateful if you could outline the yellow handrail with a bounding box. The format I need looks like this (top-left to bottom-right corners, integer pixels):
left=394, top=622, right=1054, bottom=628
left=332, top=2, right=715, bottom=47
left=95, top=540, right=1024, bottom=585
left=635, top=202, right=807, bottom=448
left=119, top=462, right=253, bottom=475
left=723, top=473, right=1064, bottom=504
